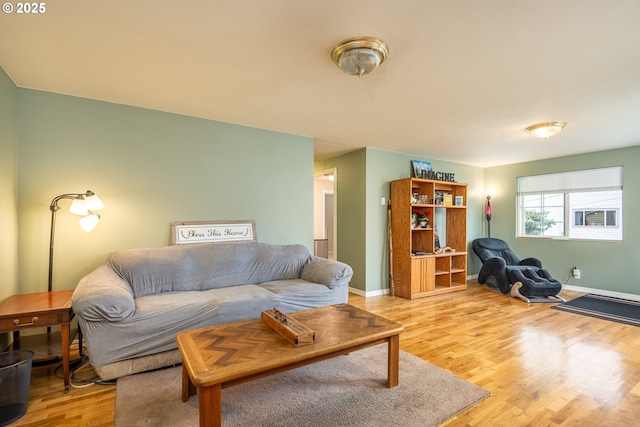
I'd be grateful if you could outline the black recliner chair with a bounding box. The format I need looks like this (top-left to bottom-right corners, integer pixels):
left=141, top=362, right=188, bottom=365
left=472, top=238, right=565, bottom=303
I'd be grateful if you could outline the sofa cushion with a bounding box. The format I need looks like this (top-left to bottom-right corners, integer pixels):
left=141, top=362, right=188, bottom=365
left=108, top=242, right=310, bottom=298
left=258, top=279, right=348, bottom=310
left=83, top=285, right=278, bottom=368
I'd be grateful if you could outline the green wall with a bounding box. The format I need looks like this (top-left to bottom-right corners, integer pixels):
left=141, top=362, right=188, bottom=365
left=485, top=146, right=640, bottom=296
left=16, top=89, right=314, bottom=294
left=317, top=148, right=485, bottom=294
left=5, top=65, right=640, bottom=300
left=0, top=67, right=18, bottom=348
left=366, top=149, right=486, bottom=293
left=315, top=150, right=367, bottom=291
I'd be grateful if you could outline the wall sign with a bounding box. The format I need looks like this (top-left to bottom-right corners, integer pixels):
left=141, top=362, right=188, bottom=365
left=170, top=220, right=256, bottom=245
left=412, top=160, right=456, bottom=182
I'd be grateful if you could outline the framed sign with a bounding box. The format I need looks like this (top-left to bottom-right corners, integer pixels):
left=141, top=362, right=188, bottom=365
left=170, top=220, right=256, bottom=245
left=411, top=160, right=432, bottom=178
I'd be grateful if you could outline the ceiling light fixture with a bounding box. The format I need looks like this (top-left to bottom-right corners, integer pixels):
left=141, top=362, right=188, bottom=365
left=525, top=121, right=567, bottom=139
left=331, top=37, right=389, bottom=76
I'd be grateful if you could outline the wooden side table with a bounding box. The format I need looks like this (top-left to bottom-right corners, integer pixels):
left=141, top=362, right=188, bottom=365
left=0, top=290, right=75, bottom=393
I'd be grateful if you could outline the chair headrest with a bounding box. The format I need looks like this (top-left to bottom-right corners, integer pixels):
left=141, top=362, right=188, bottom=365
left=473, top=238, right=509, bottom=251
left=472, top=238, right=522, bottom=266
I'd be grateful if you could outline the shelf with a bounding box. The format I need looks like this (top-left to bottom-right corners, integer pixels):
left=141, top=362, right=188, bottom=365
left=450, top=282, right=467, bottom=288
left=411, top=203, right=466, bottom=209
left=391, top=177, right=468, bottom=299
left=411, top=251, right=468, bottom=258
left=433, top=251, right=467, bottom=257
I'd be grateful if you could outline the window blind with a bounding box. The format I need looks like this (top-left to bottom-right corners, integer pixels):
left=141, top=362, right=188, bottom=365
left=517, top=166, right=622, bottom=195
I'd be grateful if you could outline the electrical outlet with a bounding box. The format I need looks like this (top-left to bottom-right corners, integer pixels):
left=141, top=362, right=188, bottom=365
left=571, top=267, right=581, bottom=279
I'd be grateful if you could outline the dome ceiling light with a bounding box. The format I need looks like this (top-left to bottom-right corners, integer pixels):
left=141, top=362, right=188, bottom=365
left=330, top=37, right=389, bottom=76
left=525, top=121, right=567, bottom=139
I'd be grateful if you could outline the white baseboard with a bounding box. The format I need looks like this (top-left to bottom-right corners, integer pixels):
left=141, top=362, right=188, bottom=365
left=348, top=287, right=389, bottom=298
left=349, top=274, right=477, bottom=299
left=562, top=284, right=640, bottom=302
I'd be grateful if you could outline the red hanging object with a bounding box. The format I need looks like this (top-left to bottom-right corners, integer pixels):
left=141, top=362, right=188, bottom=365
left=485, top=196, right=492, bottom=238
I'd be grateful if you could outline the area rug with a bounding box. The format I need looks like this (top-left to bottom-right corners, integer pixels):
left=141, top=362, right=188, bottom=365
left=115, top=345, right=490, bottom=427
left=552, top=294, right=640, bottom=326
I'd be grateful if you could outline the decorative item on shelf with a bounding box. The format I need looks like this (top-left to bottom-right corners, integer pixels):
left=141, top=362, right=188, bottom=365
left=434, top=191, right=444, bottom=205
left=455, top=196, right=464, bottom=206
left=411, top=160, right=432, bottom=178
left=435, top=246, right=456, bottom=254
left=417, top=195, right=429, bottom=204
left=413, top=208, right=430, bottom=228
left=444, top=194, right=453, bottom=206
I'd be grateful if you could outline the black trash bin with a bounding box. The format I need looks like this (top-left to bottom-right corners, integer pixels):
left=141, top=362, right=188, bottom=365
left=0, top=350, right=34, bottom=427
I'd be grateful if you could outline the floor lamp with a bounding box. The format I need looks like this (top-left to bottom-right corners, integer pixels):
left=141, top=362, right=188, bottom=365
left=49, top=190, right=104, bottom=292
left=485, top=195, right=492, bottom=238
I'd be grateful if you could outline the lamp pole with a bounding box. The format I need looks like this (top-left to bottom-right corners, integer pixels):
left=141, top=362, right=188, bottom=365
left=485, top=195, right=492, bottom=238
left=49, top=193, right=81, bottom=292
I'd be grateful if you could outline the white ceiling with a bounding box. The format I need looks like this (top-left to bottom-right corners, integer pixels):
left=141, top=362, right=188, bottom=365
left=2, top=1, right=640, bottom=167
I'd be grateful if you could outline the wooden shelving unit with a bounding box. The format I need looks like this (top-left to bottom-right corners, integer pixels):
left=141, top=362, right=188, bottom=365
left=390, top=178, right=468, bottom=299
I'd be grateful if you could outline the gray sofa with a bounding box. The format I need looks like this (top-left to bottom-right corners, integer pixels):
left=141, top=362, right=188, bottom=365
left=72, top=242, right=353, bottom=380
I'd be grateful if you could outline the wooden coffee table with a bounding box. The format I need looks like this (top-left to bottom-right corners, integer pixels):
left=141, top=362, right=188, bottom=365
left=176, top=303, right=404, bottom=427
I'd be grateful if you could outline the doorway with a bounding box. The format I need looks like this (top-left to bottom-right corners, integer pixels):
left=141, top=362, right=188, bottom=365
left=314, top=168, right=337, bottom=259
left=323, top=192, right=334, bottom=259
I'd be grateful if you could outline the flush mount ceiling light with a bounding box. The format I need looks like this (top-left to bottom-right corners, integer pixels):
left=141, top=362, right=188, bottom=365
left=525, top=121, right=567, bottom=139
left=331, top=37, right=389, bottom=76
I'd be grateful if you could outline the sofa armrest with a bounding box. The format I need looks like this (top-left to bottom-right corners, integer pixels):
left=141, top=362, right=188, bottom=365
left=299, top=256, right=353, bottom=290
left=72, top=264, right=136, bottom=322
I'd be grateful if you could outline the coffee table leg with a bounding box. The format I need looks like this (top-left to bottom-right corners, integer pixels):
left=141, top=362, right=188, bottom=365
left=199, top=383, right=222, bottom=427
left=387, top=333, right=400, bottom=388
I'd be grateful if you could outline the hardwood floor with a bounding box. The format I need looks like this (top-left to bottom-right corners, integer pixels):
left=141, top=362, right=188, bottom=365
left=10, top=282, right=640, bottom=426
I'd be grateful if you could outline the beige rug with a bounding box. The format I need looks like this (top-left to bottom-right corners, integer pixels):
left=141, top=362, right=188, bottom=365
left=115, top=345, right=490, bottom=427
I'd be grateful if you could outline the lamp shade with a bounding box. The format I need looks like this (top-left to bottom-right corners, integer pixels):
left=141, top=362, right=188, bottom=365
left=79, top=214, right=100, bottom=232
left=84, top=192, right=104, bottom=210
left=69, top=197, right=88, bottom=215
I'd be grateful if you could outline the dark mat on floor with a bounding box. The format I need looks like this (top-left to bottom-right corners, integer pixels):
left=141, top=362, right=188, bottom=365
left=552, top=294, right=640, bottom=326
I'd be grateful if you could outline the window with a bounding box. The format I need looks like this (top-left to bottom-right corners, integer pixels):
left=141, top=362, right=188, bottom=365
left=573, top=210, right=618, bottom=227
left=517, top=167, right=623, bottom=241
left=522, top=193, right=564, bottom=237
